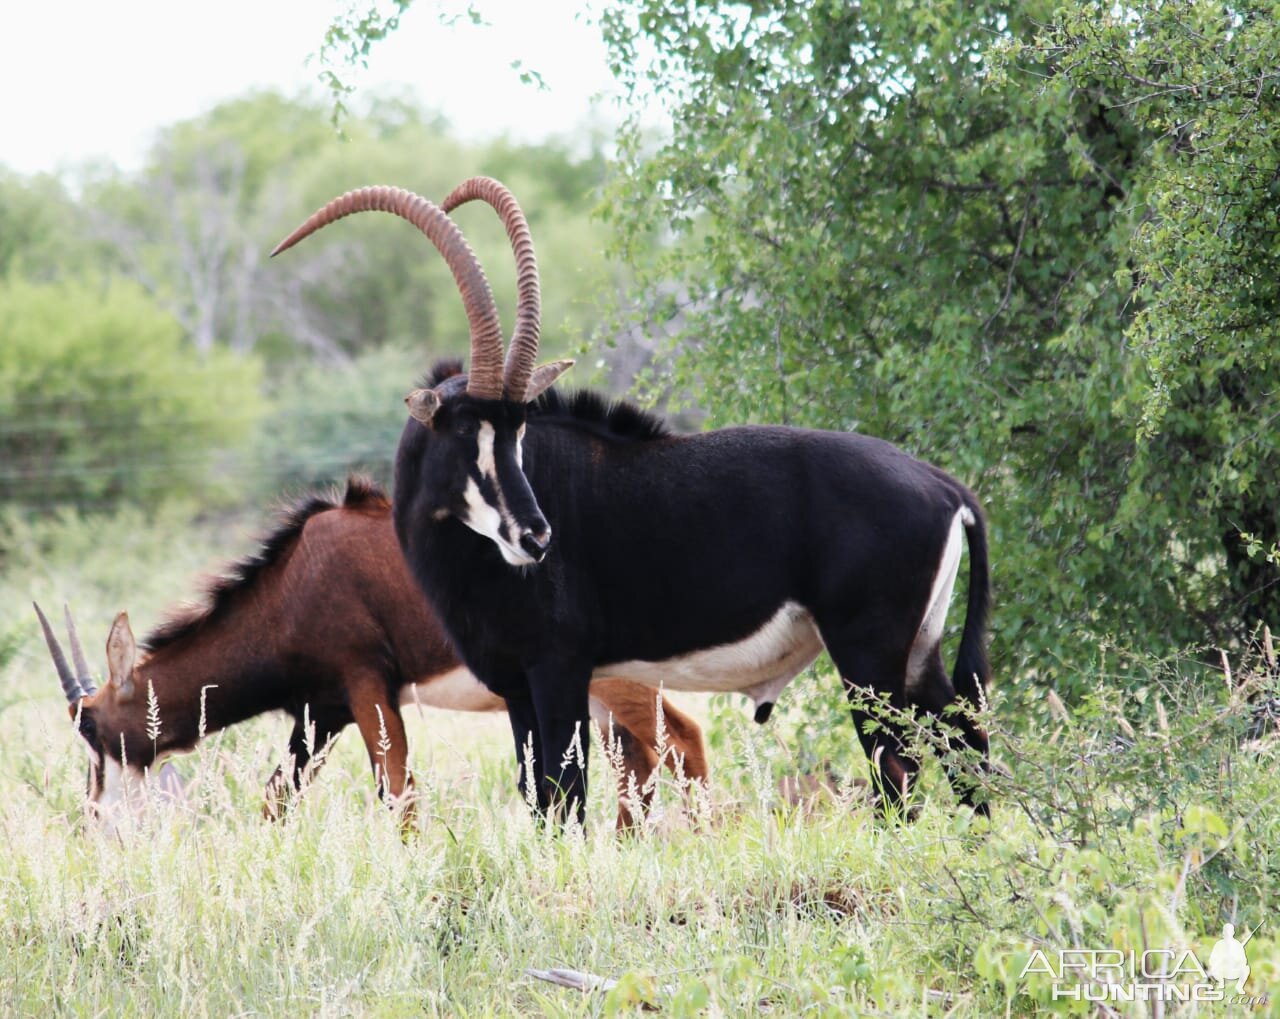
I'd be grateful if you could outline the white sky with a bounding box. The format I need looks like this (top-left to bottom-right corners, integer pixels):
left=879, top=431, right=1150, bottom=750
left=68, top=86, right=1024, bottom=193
left=0, top=0, right=627, bottom=176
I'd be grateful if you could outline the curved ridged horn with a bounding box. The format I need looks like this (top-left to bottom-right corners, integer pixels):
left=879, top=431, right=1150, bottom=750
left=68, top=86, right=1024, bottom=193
left=441, top=177, right=541, bottom=402
left=33, top=602, right=88, bottom=704
left=64, top=604, right=97, bottom=697
left=271, top=186, right=506, bottom=400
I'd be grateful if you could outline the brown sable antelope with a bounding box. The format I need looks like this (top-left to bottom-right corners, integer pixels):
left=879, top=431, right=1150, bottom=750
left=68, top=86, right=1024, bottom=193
left=36, top=478, right=707, bottom=832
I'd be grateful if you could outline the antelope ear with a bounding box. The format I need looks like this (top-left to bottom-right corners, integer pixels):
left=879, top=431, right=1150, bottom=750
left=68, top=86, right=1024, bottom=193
left=105, top=612, right=137, bottom=700
left=405, top=387, right=442, bottom=425
left=525, top=359, right=575, bottom=402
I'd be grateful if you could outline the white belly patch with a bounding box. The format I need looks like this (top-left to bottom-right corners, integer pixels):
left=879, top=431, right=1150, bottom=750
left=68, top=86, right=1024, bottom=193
left=399, top=670, right=625, bottom=725
left=400, top=666, right=506, bottom=712
left=597, top=601, right=823, bottom=707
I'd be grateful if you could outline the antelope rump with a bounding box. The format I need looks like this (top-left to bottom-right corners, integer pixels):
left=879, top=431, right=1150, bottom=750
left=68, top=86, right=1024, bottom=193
left=272, top=177, right=992, bottom=823
left=37, top=478, right=707, bottom=831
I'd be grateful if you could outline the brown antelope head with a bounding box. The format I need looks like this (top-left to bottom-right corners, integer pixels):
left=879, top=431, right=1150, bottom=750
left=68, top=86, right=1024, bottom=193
left=271, top=179, right=572, bottom=567
left=35, top=603, right=182, bottom=829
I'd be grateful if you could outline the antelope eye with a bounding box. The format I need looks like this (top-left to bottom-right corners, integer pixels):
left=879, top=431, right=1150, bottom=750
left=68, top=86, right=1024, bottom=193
left=454, top=419, right=478, bottom=438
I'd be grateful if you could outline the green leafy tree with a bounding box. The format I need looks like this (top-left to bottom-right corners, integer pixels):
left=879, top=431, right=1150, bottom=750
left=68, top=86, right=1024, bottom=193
left=249, top=343, right=420, bottom=497
left=0, top=277, right=263, bottom=507
left=601, top=0, right=1277, bottom=691
left=1007, top=0, right=1280, bottom=651
left=0, top=170, right=95, bottom=281
left=85, top=91, right=621, bottom=372
left=85, top=91, right=344, bottom=357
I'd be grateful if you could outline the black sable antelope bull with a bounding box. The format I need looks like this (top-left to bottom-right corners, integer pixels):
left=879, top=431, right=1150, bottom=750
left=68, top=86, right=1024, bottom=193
left=35, top=478, right=707, bottom=830
left=272, top=178, right=991, bottom=822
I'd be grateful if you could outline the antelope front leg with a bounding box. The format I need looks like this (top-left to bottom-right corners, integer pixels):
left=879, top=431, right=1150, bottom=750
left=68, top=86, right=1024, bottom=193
left=590, top=684, right=710, bottom=831
left=349, top=680, right=417, bottom=833
left=530, top=662, right=593, bottom=827
left=506, top=690, right=546, bottom=813
left=263, top=710, right=345, bottom=821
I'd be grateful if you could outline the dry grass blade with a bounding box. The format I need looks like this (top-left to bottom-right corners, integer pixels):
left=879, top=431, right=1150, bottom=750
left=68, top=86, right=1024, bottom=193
left=525, top=967, right=617, bottom=993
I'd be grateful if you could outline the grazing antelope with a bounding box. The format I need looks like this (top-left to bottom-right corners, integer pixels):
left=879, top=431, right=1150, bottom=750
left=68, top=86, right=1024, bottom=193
left=272, top=178, right=991, bottom=823
left=36, top=478, right=707, bottom=831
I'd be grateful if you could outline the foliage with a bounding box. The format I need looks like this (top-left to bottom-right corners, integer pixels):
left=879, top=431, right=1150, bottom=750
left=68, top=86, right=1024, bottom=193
left=601, top=0, right=1279, bottom=695
left=248, top=343, right=421, bottom=497
left=1003, top=0, right=1280, bottom=665
left=0, top=500, right=250, bottom=631
left=0, top=276, right=263, bottom=509
left=0, top=170, right=92, bottom=281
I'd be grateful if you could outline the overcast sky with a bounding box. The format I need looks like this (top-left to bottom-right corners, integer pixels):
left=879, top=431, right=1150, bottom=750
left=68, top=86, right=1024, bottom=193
left=1, top=0, right=623, bottom=176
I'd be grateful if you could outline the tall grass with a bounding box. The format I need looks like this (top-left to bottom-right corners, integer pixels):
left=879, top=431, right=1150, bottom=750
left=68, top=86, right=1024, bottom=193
left=1, top=506, right=1277, bottom=1016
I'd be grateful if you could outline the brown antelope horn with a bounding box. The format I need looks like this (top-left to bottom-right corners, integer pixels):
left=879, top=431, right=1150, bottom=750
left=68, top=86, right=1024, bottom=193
left=270, top=186, right=507, bottom=400
left=33, top=602, right=88, bottom=704
left=440, top=177, right=541, bottom=401
left=63, top=604, right=97, bottom=696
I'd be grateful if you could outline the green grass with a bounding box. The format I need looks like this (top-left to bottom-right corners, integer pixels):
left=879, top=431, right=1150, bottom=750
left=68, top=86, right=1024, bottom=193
left=2, top=504, right=1278, bottom=1016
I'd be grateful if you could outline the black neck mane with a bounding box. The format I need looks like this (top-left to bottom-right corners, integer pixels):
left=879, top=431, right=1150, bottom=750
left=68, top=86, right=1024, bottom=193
left=530, top=387, right=671, bottom=442
left=142, top=477, right=389, bottom=652
left=424, top=358, right=671, bottom=443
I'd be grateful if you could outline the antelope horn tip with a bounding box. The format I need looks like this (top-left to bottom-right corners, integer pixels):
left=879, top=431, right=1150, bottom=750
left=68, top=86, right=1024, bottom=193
left=33, top=602, right=86, bottom=704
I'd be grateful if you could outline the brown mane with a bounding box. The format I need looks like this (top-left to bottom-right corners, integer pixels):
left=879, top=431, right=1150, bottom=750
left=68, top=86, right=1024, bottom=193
left=142, top=476, right=389, bottom=653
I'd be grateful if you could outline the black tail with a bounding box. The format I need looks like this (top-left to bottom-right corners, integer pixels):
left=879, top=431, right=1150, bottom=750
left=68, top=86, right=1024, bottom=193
left=951, top=498, right=991, bottom=706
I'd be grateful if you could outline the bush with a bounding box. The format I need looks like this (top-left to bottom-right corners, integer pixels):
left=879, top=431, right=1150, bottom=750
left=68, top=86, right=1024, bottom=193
left=0, top=276, right=264, bottom=508
left=248, top=343, right=421, bottom=498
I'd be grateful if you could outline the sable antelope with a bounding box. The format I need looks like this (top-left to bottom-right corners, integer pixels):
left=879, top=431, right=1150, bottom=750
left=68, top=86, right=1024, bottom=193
left=36, top=478, right=707, bottom=831
left=272, top=178, right=991, bottom=823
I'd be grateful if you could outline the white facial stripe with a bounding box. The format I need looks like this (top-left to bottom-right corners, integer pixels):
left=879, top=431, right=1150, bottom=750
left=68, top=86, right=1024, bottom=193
left=476, top=421, right=496, bottom=478
left=516, top=424, right=526, bottom=469
left=461, top=478, right=535, bottom=566
left=458, top=421, right=539, bottom=565
left=90, top=757, right=184, bottom=834
left=98, top=757, right=129, bottom=810
left=462, top=477, right=504, bottom=541
left=93, top=757, right=149, bottom=835
left=469, top=421, right=527, bottom=551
